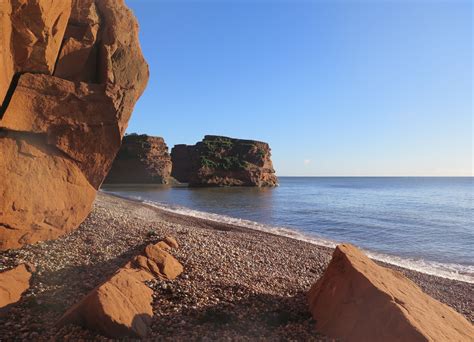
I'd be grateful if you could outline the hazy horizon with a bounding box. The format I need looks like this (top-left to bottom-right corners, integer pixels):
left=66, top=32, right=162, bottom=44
left=126, top=0, right=472, bottom=177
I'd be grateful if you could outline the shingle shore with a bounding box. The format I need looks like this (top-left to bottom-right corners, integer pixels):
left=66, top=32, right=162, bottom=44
left=0, top=192, right=472, bottom=340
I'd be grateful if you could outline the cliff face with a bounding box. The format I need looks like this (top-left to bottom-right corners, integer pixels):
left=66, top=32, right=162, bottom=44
left=171, top=135, right=278, bottom=187
left=104, top=135, right=172, bottom=184
left=0, top=0, right=149, bottom=250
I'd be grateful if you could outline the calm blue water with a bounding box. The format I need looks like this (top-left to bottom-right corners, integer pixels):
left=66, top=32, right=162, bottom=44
left=102, top=177, right=474, bottom=281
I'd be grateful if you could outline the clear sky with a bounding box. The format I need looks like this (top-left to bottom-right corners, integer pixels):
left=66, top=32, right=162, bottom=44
left=125, top=0, right=472, bottom=176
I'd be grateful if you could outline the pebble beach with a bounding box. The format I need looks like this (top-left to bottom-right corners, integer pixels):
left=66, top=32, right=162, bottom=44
left=0, top=192, right=472, bottom=341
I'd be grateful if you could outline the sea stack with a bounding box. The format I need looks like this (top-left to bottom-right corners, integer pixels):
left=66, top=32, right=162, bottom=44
left=104, top=134, right=173, bottom=184
left=171, top=135, right=278, bottom=187
left=0, top=0, right=149, bottom=250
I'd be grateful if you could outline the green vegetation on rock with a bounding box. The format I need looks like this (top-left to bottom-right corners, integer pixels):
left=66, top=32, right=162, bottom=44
left=198, top=137, right=251, bottom=171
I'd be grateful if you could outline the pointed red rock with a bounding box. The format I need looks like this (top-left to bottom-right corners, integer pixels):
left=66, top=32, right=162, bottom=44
left=57, top=268, right=154, bottom=338
left=308, top=244, right=474, bottom=341
left=0, top=264, right=32, bottom=309
left=57, top=238, right=183, bottom=338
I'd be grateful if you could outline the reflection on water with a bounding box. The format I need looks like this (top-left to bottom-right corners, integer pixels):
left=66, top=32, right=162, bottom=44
left=103, top=183, right=277, bottom=223
left=101, top=177, right=474, bottom=268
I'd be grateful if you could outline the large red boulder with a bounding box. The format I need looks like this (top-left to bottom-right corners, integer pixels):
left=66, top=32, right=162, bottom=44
left=0, top=0, right=149, bottom=250
left=0, top=133, right=96, bottom=250
left=57, top=268, right=155, bottom=338
left=1, top=73, right=121, bottom=188
left=0, top=264, right=32, bottom=309
left=57, top=239, right=183, bottom=338
left=308, top=244, right=474, bottom=341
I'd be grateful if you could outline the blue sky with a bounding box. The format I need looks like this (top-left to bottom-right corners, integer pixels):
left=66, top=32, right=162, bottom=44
left=125, top=0, right=472, bottom=176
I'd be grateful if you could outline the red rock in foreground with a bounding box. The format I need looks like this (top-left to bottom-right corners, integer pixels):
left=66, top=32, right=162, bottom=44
left=0, top=133, right=96, bottom=250
left=57, top=268, right=155, bottom=338
left=143, top=244, right=184, bottom=280
left=308, top=244, right=474, bottom=341
left=57, top=239, right=183, bottom=338
left=163, top=236, right=179, bottom=249
left=0, top=264, right=32, bottom=309
left=0, top=0, right=149, bottom=250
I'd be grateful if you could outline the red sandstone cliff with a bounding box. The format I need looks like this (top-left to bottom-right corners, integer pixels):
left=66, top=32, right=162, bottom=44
left=0, top=0, right=149, bottom=250
left=171, top=136, right=278, bottom=187
left=104, top=134, right=173, bottom=184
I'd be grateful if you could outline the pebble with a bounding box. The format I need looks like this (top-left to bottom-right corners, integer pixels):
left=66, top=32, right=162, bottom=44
left=0, top=192, right=472, bottom=341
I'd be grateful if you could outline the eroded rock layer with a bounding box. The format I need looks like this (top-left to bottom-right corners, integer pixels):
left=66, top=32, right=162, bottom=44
left=308, top=244, right=474, bottom=341
left=0, top=0, right=72, bottom=106
left=171, top=135, right=278, bottom=187
left=0, top=0, right=149, bottom=250
left=104, top=134, right=173, bottom=184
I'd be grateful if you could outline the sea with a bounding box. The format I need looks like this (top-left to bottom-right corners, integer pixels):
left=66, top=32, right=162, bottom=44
left=101, top=177, right=474, bottom=283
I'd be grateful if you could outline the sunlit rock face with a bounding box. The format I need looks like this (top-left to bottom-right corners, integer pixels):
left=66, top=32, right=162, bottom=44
left=0, top=264, right=32, bottom=309
left=171, top=135, right=278, bottom=187
left=0, top=0, right=149, bottom=250
left=56, top=238, right=183, bottom=338
left=308, top=244, right=474, bottom=341
left=0, top=0, right=72, bottom=105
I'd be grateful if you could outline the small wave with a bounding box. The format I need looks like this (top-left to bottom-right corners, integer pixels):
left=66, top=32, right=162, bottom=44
left=141, top=199, right=338, bottom=247
left=104, top=192, right=474, bottom=284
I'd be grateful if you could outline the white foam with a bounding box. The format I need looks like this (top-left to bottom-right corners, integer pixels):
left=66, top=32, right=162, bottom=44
left=363, top=251, right=474, bottom=284
left=105, top=192, right=474, bottom=284
left=141, top=199, right=338, bottom=248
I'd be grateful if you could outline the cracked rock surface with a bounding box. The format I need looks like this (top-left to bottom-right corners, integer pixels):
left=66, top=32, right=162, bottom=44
left=0, top=0, right=149, bottom=250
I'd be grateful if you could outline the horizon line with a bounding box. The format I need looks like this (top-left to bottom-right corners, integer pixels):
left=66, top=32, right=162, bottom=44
left=276, top=175, right=473, bottom=178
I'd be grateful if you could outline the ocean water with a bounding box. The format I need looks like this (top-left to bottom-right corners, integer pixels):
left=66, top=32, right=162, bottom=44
left=101, top=177, right=474, bottom=283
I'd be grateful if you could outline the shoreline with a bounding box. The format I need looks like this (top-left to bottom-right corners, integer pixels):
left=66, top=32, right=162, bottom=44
left=103, top=189, right=474, bottom=284
left=0, top=192, right=472, bottom=340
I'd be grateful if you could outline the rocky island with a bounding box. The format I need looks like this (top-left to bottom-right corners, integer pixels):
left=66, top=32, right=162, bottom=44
left=104, top=134, right=173, bottom=184
left=171, top=135, right=278, bottom=187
